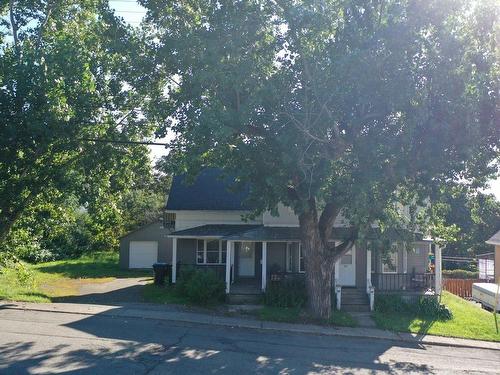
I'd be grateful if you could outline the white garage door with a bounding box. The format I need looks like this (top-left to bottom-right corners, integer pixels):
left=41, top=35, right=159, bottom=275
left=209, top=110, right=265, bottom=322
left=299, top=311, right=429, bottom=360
left=129, top=241, right=158, bottom=269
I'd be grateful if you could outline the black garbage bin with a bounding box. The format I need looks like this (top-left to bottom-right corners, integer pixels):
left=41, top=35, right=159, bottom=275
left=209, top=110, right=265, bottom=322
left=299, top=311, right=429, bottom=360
left=153, top=262, right=168, bottom=285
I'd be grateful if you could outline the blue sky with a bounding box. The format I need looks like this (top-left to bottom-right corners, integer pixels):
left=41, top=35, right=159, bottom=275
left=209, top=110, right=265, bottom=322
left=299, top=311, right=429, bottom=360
left=109, top=1, right=499, bottom=199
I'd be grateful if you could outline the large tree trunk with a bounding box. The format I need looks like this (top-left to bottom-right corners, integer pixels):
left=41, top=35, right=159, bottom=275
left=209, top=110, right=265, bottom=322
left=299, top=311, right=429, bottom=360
left=298, top=199, right=357, bottom=319
left=299, top=205, right=336, bottom=319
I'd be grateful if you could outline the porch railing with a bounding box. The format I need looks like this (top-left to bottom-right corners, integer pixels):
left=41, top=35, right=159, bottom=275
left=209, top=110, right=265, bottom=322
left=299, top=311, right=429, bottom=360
left=268, top=272, right=305, bottom=283
left=371, top=273, right=435, bottom=292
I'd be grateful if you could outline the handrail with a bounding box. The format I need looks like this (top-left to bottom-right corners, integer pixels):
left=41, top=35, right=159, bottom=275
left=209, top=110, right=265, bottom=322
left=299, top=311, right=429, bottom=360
left=335, top=285, right=342, bottom=311
left=367, top=277, right=375, bottom=311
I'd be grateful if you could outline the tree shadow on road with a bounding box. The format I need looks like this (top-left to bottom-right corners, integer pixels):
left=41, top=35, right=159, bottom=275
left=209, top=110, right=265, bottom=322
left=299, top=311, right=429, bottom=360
left=46, top=310, right=436, bottom=374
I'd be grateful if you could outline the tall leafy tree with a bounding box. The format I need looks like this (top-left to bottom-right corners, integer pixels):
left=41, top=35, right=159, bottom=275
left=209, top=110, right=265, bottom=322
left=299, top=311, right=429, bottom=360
left=142, top=0, right=499, bottom=317
left=0, top=0, right=160, bottom=243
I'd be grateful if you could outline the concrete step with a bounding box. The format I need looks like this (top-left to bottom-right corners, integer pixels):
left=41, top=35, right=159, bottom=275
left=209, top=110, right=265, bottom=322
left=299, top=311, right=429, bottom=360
left=341, top=297, right=369, bottom=305
left=228, top=293, right=262, bottom=305
left=341, top=304, right=370, bottom=312
left=341, top=289, right=366, bottom=295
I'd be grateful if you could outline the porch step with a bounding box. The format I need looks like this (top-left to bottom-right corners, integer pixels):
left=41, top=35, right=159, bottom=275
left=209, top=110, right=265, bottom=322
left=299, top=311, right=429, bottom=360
left=341, top=304, right=370, bottom=312
left=340, top=288, right=370, bottom=313
left=228, top=293, right=262, bottom=305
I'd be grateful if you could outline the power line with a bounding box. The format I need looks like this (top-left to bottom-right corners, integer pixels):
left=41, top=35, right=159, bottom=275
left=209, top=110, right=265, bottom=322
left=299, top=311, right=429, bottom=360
left=79, top=138, right=169, bottom=146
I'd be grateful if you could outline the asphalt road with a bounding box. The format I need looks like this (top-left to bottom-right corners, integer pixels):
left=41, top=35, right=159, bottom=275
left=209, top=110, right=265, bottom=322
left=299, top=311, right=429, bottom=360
left=0, top=308, right=499, bottom=374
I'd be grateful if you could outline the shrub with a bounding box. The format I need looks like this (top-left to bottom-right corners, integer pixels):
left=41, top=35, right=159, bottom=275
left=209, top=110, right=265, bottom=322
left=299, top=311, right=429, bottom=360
left=375, top=294, right=452, bottom=321
left=442, top=269, right=479, bottom=279
left=176, top=268, right=225, bottom=306
left=263, top=277, right=307, bottom=308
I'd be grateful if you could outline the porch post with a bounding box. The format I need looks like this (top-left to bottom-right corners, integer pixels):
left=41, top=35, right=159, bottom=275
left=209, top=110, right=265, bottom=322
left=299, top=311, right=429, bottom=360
left=435, top=243, right=442, bottom=295
left=262, top=242, right=267, bottom=292
left=171, top=237, right=177, bottom=283
left=334, top=259, right=340, bottom=287
left=225, top=240, right=232, bottom=294
left=366, top=248, right=372, bottom=293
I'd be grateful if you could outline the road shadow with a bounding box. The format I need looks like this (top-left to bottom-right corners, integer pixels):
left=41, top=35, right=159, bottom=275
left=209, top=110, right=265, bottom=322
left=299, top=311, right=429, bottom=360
left=55, top=307, right=435, bottom=374
left=0, top=312, right=436, bottom=374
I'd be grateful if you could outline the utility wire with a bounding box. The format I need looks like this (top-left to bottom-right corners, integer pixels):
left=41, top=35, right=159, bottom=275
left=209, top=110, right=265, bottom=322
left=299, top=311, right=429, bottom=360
left=79, top=138, right=169, bottom=146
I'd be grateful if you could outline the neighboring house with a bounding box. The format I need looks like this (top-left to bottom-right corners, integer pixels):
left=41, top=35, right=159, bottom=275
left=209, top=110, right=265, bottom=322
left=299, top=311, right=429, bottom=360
left=161, top=168, right=440, bottom=311
left=486, top=229, right=500, bottom=283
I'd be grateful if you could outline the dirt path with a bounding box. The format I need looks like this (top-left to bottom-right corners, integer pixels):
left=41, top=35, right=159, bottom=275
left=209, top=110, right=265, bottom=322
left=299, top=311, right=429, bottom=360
left=56, top=277, right=152, bottom=304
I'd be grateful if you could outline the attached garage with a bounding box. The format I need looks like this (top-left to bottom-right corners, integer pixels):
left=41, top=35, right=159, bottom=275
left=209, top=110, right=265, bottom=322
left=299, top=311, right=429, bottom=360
left=129, top=241, right=158, bottom=269
left=119, top=222, right=173, bottom=269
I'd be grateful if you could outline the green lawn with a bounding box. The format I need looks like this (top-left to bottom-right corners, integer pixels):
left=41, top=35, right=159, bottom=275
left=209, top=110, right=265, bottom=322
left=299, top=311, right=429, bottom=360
left=0, top=252, right=151, bottom=303
left=142, top=283, right=190, bottom=305
left=254, top=306, right=358, bottom=327
left=373, top=291, right=500, bottom=342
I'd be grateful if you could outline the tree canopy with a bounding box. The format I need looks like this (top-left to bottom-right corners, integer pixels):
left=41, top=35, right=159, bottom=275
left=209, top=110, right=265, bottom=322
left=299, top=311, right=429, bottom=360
left=142, top=0, right=499, bottom=317
left=0, top=0, right=166, bottom=250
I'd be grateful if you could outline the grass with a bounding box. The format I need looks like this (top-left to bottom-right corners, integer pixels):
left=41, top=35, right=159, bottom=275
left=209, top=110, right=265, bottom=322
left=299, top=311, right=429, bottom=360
left=255, top=306, right=358, bottom=327
left=142, top=283, right=190, bottom=305
left=0, top=252, right=151, bottom=303
left=373, top=291, right=500, bottom=342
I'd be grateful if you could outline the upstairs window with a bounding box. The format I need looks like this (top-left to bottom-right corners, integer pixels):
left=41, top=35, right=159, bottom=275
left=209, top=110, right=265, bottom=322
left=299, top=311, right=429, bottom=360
left=163, top=212, right=176, bottom=229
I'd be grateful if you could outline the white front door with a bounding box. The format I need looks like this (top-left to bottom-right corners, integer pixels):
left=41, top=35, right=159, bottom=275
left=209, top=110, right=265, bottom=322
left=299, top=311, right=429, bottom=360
left=337, top=246, right=356, bottom=286
left=238, top=242, right=255, bottom=277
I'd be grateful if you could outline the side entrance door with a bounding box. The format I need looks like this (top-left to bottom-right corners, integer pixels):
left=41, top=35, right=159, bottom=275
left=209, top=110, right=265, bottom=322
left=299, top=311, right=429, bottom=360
left=337, top=246, right=356, bottom=286
left=238, top=242, right=255, bottom=277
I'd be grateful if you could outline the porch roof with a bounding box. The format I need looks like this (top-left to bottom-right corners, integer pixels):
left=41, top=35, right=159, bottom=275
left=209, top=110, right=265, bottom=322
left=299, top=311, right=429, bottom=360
left=169, top=224, right=259, bottom=238
left=170, top=224, right=428, bottom=242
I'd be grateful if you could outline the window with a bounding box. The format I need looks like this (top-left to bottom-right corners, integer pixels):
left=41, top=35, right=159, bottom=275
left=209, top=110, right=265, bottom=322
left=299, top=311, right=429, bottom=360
left=196, top=239, right=226, bottom=265
left=299, top=244, right=305, bottom=273
left=206, top=240, right=219, bottom=263
left=163, top=212, right=176, bottom=229
left=382, top=251, right=398, bottom=273
left=286, top=243, right=293, bottom=272
left=196, top=240, right=205, bottom=264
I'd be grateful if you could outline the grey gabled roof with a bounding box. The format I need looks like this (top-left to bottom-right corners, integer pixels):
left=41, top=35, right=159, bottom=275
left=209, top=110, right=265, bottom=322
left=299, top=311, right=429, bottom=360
left=166, top=168, right=253, bottom=211
left=486, top=229, right=500, bottom=246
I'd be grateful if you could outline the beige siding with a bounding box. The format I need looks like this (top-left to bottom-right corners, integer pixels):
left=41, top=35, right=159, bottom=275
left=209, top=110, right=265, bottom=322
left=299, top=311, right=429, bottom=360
left=263, top=204, right=299, bottom=227
left=172, top=210, right=262, bottom=230
left=262, top=204, right=350, bottom=227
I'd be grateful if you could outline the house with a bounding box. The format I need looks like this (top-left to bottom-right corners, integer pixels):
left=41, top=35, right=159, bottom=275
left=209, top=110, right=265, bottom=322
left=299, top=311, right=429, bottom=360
left=486, top=229, right=500, bottom=283
left=161, top=168, right=441, bottom=311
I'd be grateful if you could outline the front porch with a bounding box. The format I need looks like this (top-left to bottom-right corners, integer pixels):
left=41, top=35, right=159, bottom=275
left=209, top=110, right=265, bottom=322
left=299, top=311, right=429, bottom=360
left=168, top=225, right=443, bottom=311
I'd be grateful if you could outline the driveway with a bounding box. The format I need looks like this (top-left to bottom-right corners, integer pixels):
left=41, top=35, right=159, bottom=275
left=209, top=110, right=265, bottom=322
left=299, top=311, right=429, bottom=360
left=57, top=277, right=151, bottom=304
left=0, top=307, right=499, bottom=374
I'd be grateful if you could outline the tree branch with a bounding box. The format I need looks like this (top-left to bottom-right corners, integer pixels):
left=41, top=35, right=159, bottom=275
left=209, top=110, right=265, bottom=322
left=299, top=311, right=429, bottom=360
left=9, top=0, right=19, bottom=57
left=318, top=201, right=341, bottom=244
left=36, top=0, right=53, bottom=50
